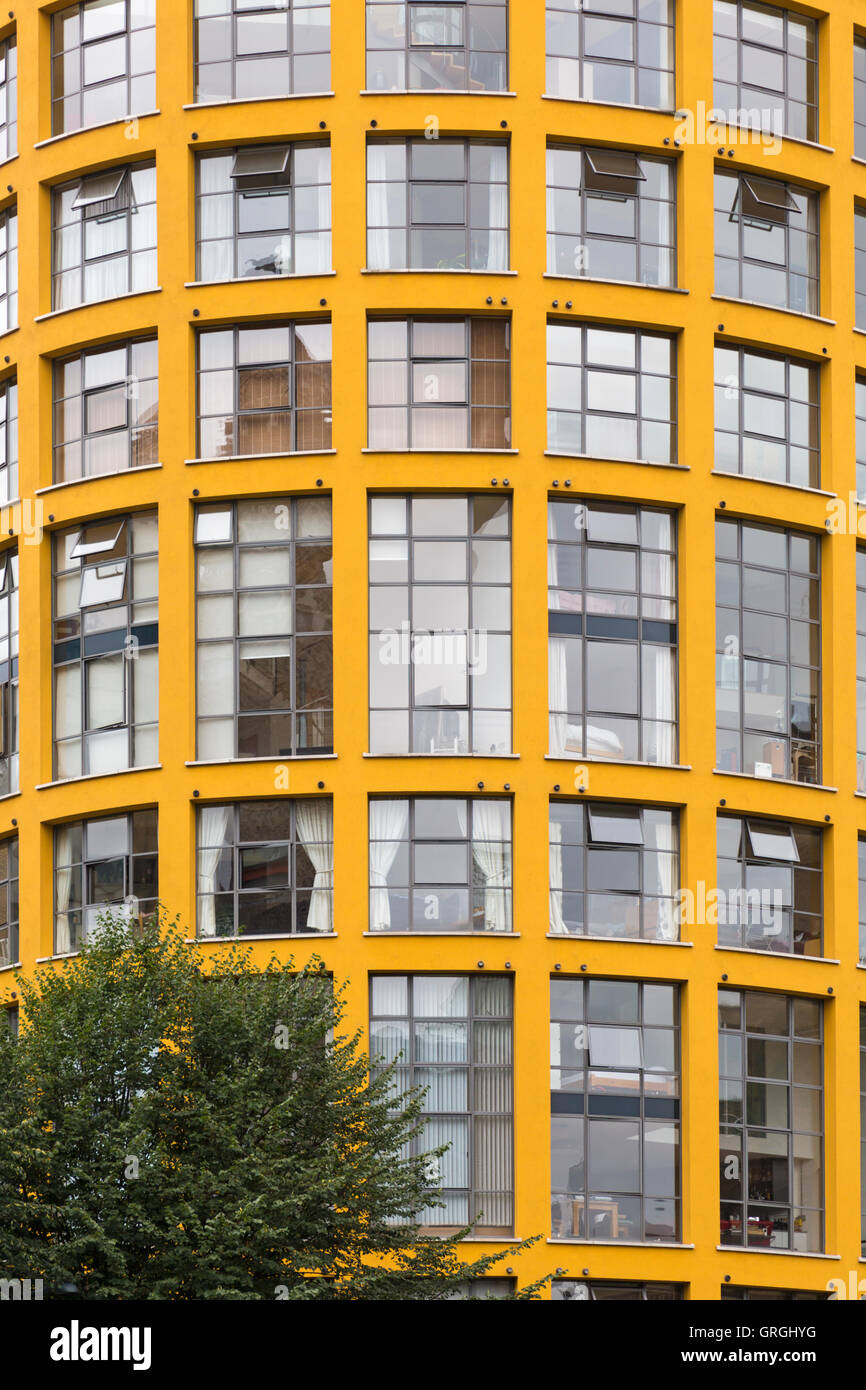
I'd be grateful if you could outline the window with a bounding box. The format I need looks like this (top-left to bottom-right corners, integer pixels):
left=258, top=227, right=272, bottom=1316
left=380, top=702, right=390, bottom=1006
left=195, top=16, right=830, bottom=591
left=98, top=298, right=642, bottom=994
left=447, top=1279, right=515, bottom=1300
left=722, top=1285, right=828, bottom=1300
left=196, top=798, right=333, bottom=937
left=717, top=815, right=822, bottom=957
left=553, top=1280, right=682, bottom=1300
left=719, top=988, right=823, bottom=1253
left=369, top=494, right=511, bottom=755
left=857, top=207, right=866, bottom=330
left=715, top=518, right=820, bottom=783
left=193, top=0, right=330, bottom=103
left=369, top=797, right=511, bottom=932
left=366, top=0, right=507, bottom=92
left=0, top=206, right=15, bottom=334
left=53, top=338, right=157, bottom=483
left=368, top=318, right=510, bottom=449
left=859, top=551, right=866, bottom=791
left=194, top=495, right=332, bottom=760
left=51, top=0, right=156, bottom=135
left=54, top=809, right=157, bottom=955
left=547, top=322, right=676, bottom=464
left=367, top=139, right=508, bottom=271
left=545, top=0, right=674, bottom=110
left=0, top=549, right=17, bottom=796
left=859, top=842, right=866, bottom=961
left=546, top=145, right=675, bottom=287
left=0, top=377, right=15, bottom=505
left=714, top=345, right=819, bottom=488
left=0, top=835, right=18, bottom=967
left=4, top=1003, right=17, bottom=1038
left=862, top=1009, right=866, bottom=1254
left=51, top=161, right=157, bottom=310
left=713, top=1, right=817, bottom=143
left=370, top=974, right=513, bottom=1233
left=551, top=978, right=681, bottom=1243
left=550, top=801, right=679, bottom=940
left=196, top=142, right=331, bottom=281
left=197, top=321, right=331, bottom=459
left=858, top=385, right=866, bottom=502
left=0, top=37, right=17, bottom=163
left=52, top=511, right=158, bottom=780
left=714, top=170, right=818, bottom=314
left=548, top=498, right=678, bottom=765
left=857, top=36, right=866, bottom=160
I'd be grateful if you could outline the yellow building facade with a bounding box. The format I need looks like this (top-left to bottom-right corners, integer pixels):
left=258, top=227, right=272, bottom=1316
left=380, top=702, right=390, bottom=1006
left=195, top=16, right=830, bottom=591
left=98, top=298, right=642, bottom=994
left=2, top=0, right=866, bottom=1300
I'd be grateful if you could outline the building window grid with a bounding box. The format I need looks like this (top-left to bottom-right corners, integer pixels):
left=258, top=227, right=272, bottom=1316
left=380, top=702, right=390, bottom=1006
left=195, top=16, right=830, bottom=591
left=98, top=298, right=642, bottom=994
left=713, top=0, right=818, bottom=144
left=51, top=161, right=157, bottom=311
left=548, top=497, right=678, bottom=767
left=196, top=321, right=332, bottom=460
left=369, top=973, right=514, bottom=1234
left=545, top=0, right=674, bottom=111
left=715, top=518, right=821, bottom=784
left=53, top=337, right=158, bottom=485
left=365, top=0, right=508, bottom=93
left=368, top=493, right=512, bottom=757
left=714, top=169, right=819, bottom=316
left=0, top=377, right=16, bottom=506
left=51, top=0, right=156, bottom=136
left=367, top=317, right=511, bottom=451
left=196, top=798, right=334, bottom=939
left=194, top=496, right=333, bottom=761
left=714, top=344, right=819, bottom=489
left=547, top=321, right=677, bottom=466
left=857, top=207, right=866, bottom=331
left=0, top=205, right=16, bottom=335
left=858, top=550, right=866, bottom=792
left=366, top=138, right=508, bottom=272
left=549, top=799, right=679, bottom=941
left=857, top=36, right=866, bottom=161
left=0, top=834, right=18, bottom=967
left=53, top=809, right=158, bottom=955
left=858, top=840, right=866, bottom=962
left=717, top=814, right=823, bottom=958
left=369, top=796, right=512, bottom=933
left=0, top=37, right=17, bottom=164
left=545, top=144, right=676, bottom=288
left=551, top=977, right=681, bottom=1244
left=719, top=988, right=824, bottom=1254
left=52, top=512, right=158, bottom=781
left=0, top=548, right=18, bottom=798
left=195, top=141, right=331, bottom=282
left=552, top=1280, right=683, bottom=1301
left=193, top=0, right=331, bottom=104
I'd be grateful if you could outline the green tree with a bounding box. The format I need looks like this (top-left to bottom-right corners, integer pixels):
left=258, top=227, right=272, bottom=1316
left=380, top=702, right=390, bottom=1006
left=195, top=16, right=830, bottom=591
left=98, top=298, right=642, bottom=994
left=0, top=912, right=543, bottom=1299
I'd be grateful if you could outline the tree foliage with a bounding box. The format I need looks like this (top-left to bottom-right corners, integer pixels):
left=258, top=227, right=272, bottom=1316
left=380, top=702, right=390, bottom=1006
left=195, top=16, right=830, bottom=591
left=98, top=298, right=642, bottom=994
left=0, top=913, right=543, bottom=1300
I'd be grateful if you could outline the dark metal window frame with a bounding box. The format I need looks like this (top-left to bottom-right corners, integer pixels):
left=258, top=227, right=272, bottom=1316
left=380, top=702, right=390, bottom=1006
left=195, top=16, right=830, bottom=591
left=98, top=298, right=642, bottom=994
left=0, top=832, right=18, bottom=966
left=857, top=206, right=866, bottom=331
left=0, top=376, right=16, bottom=506
left=712, top=0, right=818, bottom=143
left=51, top=0, right=156, bottom=136
left=193, top=0, right=332, bottom=103
left=51, top=159, right=157, bottom=310
left=0, top=36, right=17, bottom=163
left=717, top=812, right=823, bottom=957
left=53, top=808, right=159, bottom=954
left=544, top=0, right=675, bottom=111
left=52, top=336, right=158, bottom=484
left=713, top=342, right=820, bottom=487
left=0, top=547, right=18, bottom=797
left=857, top=35, right=866, bottom=160
left=714, top=168, right=819, bottom=315
left=553, top=1279, right=683, bottom=1301
left=365, top=0, right=509, bottom=94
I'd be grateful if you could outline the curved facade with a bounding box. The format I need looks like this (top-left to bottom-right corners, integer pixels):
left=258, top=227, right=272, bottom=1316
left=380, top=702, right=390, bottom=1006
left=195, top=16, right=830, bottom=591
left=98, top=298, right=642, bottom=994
left=1, top=0, right=866, bottom=1300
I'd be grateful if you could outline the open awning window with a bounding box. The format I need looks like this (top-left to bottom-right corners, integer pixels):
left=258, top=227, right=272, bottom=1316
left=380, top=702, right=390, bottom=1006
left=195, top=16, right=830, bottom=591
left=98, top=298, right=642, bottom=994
left=71, top=168, right=128, bottom=215
left=733, top=175, right=800, bottom=226
left=587, top=804, right=644, bottom=845
left=79, top=560, right=127, bottom=609
left=584, top=149, right=645, bottom=197
left=231, top=146, right=291, bottom=191
left=746, top=819, right=800, bottom=862
left=70, top=519, right=126, bottom=560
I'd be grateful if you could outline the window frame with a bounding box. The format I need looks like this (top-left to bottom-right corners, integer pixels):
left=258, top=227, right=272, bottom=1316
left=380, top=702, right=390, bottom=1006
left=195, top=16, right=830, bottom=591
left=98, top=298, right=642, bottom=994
left=0, top=547, right=18, bottom=797
left=52, top=336, right=158, bottom=484
left=193, top=0, right=332, bottom=105
left=53, top=808, right=158, bottom=955
left=365, top=0, right=509, bottom=94
left=0, top=376, right=17, bottom=510
left=714, top=168, right=819, bottom=315
left=714, top=343, right=820, bottom=488
left=0, top=833, right=18, bottom=967
left=0, top=35, right=17, bottom=164
left=50, top=0, right=156, bottom=136
left=717, top=813, right=823, bottom=957
left=545, top=0, right=675, bottom=112
left=712, top=0, right=818, bottom=144
left=51, top=159, right=158, bottom=311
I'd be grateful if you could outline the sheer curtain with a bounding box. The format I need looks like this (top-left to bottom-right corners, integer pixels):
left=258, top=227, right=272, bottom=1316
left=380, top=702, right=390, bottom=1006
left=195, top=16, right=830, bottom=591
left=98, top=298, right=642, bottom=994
left=296, top=798, right=334, bottom=932
left=653, top=816, right=677, bottom=941
left=548, top=540, right=569, bottom=755
left=549, top=818, right=566, bottom=934
left=369, top=798, right=409, bottom=931
left=469, top=800, right=511, bottom=932
left=55, top=826, right=74, bottom=955
left=197, top=805, right=231, bottom=938
left=643, top=549, right=675, bottom=764
left=366, top=146, right=394, bottom=269
left=486, top=179, right=508, bottom=271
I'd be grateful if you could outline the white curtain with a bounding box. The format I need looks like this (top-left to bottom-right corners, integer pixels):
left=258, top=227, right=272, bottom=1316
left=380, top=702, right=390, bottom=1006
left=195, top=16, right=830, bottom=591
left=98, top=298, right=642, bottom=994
left=369, top=798, right=409, bottom=931
left=197, top=805, right=231, bottom=938
left=549, top=817, right=566, bottom=934
left=296, top=798, right=334, bottom=933
left=55, top=826, right=74, bottom=955
left=486, top=181, right=508, bottom=271
left=366, top=146, right=394, bottom=269
left=651, top=645, right=675, bottom=765
left=470, top=800, right=511, bottom=933
left=548, top=540, right=570, bottom=756
left=653, top=816, right=677, bottom=942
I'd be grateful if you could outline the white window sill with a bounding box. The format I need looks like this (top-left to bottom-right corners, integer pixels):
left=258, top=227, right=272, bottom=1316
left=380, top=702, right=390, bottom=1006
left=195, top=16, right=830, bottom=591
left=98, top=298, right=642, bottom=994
left=362, top=447, right=517, bottom=455
left=711, top=295, right=834, bottom=326
left=545, top=755, right=691, bottom=771
left=543, top=272, right=688, bottom=294
left=36, top=463, right=163, bottom=496
left=35, top=287, right=162, bottom=323
left=187, top=450, right=336, bottom=465
left=710, top=469, right=835, bottom=499
left=363, top=931, right=520, bottom=937
left=544, top=451, right=687, bottom=471
left=0, top=960, right=20, bottom=973
left=0, top=154, right=17, bottom=169
left=541, top=94, right=675, bottom=117
left=361, top=267, right=517, bottom=276
left=185, top=754, right=337, bottom=767
left=35, top=764, right=162, bottom=791
left=716, top=1246, right=838, bottom=1260
left=34, top=112, right=161, bottom=150
left=183, top=93, right=334, bottom=110
left=715, top=945, right=839, bottom=965
left=854, top=327, right=866, bottom=337
left=0, top=325, right=18, bottom=340
left=360, top=89, right=517, bottom=98
left=548, top=933, right=693, bottom=946
left=853, top=157, right=866, bottom=168
left=185, top=272, right=336, bottom=287
left=0, top=789, right=20, bottom=802
left=713, top=768, right=836, bottom=792
left=548, top=1238, right=695, bottom=1250
left=190, top=933, right=337, bottom=943
left=363, top=751, right=519, bottom=758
